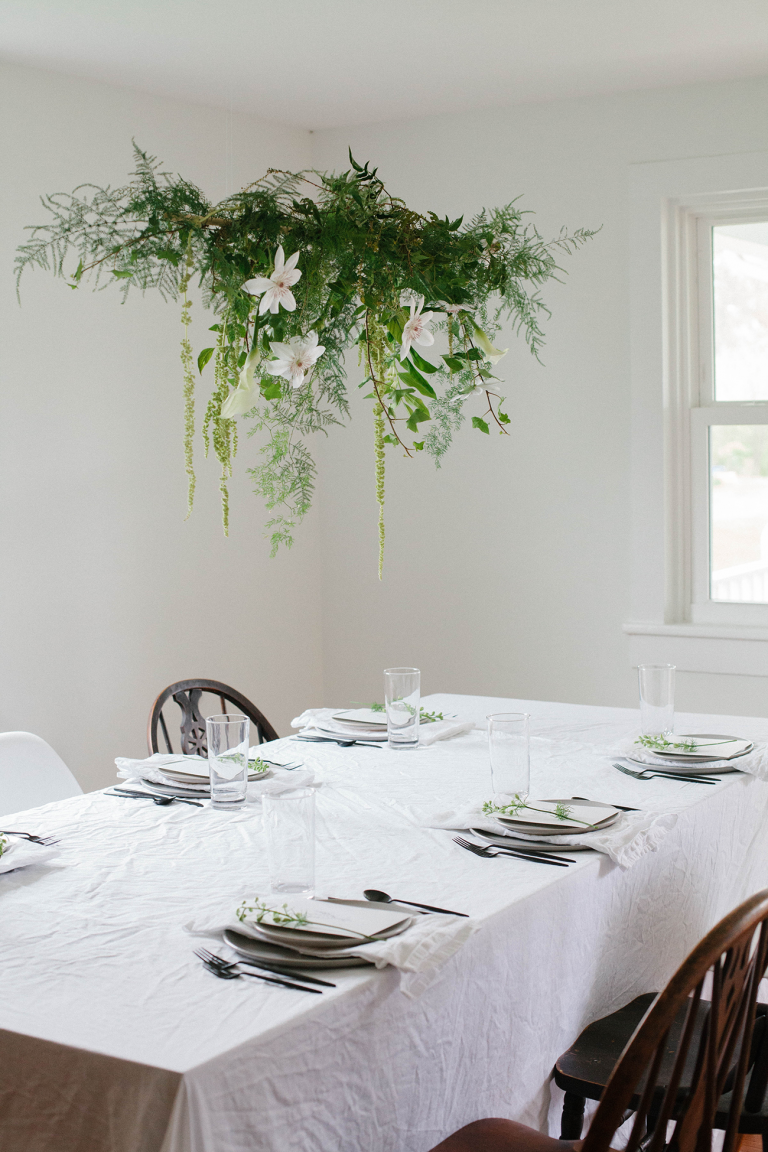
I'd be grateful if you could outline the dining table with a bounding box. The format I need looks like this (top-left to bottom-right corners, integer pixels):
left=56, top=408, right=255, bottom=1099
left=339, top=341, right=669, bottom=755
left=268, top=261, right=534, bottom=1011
left=2, top=692, right=768, bottom=1152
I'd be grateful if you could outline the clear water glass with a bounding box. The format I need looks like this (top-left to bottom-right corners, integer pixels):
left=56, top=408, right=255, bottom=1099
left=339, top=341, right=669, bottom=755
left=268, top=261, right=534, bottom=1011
left=263, top=788, right=316, bottom=897
left=488, top=713, right=530, bottom=799
left=206, top=714, right=250, bottom=809
left=384, top=667, right=420, bottom=750
left=637, top=664, right=675, bottom=737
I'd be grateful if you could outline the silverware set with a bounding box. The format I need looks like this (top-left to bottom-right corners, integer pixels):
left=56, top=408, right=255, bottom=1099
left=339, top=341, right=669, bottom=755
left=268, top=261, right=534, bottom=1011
left=294, top=735, right=382, bottom=749
left=0, top=829, right=59, bottom=845
left=612, top=762, right=718, bottom=785
left=194, top=948, right=325, bottom=993
left=452, top=835, right=575, bottom=867
left=107, top=788, right=203, bottom=807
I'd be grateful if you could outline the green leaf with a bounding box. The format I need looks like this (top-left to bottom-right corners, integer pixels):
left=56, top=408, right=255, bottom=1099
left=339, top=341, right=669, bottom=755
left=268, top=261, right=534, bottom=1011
left=111, top=269, right=133, bottom=279
left=405, top=402, right=431, bottom=432
left=197, top=347, right=215, bottom=374
left=442, top=355, right=465, bottom=373
left=397, top=368, right=437, bottom=400
left=348, top=149, right=364, bottom=172
left=209, top=324, right=222, bottom=333
left=471, top=416, right=490, bottom=434
left=382, top=434, right=399, bottom=446
left=465, top=348, right=483, bottom=361
left=409, top=348, right=438, bottom=374
left=261, top=379, right=282, bottom=400
left=497, top=409, right=511, bottom=425
left=412, top=440, right=425, bottom=451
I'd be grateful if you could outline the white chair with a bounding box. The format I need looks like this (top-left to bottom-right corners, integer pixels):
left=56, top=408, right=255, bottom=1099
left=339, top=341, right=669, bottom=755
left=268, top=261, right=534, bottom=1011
left=0, top=731, right=82, bottom=818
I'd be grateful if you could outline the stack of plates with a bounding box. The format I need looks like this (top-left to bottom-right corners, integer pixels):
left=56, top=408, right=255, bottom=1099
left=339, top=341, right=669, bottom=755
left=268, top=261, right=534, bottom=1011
left=472, top=798, right=618, bottom=854
left=141, top=756, right=271, bottom=798
left=628, top=733, right=752, bottom=776
left=308, top=709, right=389, bottom=742
left=225, top=897, right=413, bottom=970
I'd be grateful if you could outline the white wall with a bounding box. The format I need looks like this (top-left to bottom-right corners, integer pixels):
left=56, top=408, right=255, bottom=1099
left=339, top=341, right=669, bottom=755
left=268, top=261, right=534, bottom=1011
left=310, top=76, right=768, bottom=716
left=0, top=64, right=318, bottom=791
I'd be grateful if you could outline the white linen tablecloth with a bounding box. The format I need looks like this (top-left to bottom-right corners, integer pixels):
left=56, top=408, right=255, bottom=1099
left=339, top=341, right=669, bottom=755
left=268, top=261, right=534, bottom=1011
left=2, top=694, right=768, bottom=1152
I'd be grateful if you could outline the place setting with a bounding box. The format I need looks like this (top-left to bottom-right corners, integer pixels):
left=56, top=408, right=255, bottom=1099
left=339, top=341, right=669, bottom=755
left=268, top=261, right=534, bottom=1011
left=425, top=711, right=677, bottom=869
left=0, top=829, right=61, bottom=875
left=613, top=664, right=768, bottom=785
left=291, top=669, right=475, bottom=751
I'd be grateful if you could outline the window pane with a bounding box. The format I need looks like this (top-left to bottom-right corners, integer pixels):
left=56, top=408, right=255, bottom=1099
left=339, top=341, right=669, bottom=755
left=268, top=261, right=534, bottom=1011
left=710, top=425, right=768, bottom=602
left=713, top=222, right=768, bottom=401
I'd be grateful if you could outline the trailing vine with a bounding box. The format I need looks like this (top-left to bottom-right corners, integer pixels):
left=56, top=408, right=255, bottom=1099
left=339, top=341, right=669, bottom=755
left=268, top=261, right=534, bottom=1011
left=15, top=145, right=596, bottom=570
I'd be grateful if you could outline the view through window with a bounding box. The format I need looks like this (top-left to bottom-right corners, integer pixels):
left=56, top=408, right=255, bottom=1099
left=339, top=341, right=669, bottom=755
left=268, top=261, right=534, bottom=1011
left=709, top=223, right=768, bottom=603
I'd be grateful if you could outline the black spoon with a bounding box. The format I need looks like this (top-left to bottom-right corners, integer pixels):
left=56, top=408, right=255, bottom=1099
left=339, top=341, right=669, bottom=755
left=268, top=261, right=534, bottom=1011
left=364, top=888, right=468, bottom=917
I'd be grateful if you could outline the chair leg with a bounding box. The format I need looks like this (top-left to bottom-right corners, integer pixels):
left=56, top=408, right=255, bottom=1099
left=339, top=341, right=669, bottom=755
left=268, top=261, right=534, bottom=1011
left=560, top=1093, right=586, bottom=1140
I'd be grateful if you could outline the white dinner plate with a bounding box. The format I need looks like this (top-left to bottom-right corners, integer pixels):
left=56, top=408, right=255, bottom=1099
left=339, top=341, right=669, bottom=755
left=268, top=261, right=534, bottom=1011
left=141, top=778, right=211, bottom=798
left=624, top=757, right=740, bottom=776
left=495, top=799, right=618, bottom=835
left=251, top=916, right=411, bottom=951
left=223, top=928, right=373, bottom=969
left=648, top=734, right=752, bottom=761
left=332, top=709, right=388, bottom=728
left=470, top=828, right=595, bottom=852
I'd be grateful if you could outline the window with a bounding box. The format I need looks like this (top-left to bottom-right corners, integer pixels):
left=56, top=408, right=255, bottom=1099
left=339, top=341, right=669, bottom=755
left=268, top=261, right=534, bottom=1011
left=690, top=212, right=768, bottom=624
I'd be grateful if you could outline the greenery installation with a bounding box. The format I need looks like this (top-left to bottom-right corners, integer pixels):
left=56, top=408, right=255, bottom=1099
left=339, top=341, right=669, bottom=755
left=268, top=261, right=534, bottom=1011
left=16, top=145, right=595, bottom=576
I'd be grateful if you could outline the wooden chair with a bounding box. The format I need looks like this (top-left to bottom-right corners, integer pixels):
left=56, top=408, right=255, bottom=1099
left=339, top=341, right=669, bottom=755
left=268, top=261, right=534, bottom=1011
left=429, top=889, right=768, bottom=1152
left=147, top=679, right=278, bottom=757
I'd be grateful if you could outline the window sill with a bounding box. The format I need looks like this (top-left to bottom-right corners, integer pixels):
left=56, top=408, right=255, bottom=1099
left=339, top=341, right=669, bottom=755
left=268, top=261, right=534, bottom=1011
left=623, top=622, right=768, bottom=676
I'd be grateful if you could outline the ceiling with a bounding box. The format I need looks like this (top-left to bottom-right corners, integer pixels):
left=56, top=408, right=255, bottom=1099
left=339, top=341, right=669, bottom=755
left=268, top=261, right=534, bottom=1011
left=2, top=0, right=768, bottom=130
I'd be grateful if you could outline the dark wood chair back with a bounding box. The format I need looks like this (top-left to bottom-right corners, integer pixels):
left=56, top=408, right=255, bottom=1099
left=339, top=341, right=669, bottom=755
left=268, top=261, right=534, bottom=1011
left=582, top=889, right=768, bottom=1152
left=147, top=679, right=278, bottom=756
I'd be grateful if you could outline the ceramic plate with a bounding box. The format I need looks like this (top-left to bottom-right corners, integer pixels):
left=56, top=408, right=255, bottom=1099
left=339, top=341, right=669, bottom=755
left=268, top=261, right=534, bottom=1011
left=332, top=709, right=389, bottom=727
left=495, top=799, right=618, bottom=834
left=624, top=757, right=740, bottom=776
left=223, top=928, right=373, bottom=969
left=470, top=828, right=595, bottom=852
left=649, top=734, right=752, bottom=761
left=251, top=915, right=411, bottom=950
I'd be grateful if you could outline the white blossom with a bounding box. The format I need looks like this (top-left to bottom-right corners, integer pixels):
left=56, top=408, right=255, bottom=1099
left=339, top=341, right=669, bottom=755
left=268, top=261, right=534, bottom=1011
left=265, top=331, right=325, bottom=389
left=474, top=326, right=508, bottom=366
left=242, top=246, right=301, bottom=314
left=220, top=347, right=262, bottom=418
left=400, top=295, right=436, bottom=360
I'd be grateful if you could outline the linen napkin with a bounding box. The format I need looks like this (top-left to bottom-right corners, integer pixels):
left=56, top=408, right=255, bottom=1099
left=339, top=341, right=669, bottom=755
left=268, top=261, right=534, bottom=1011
left=184, top=899, right=476, bottom=998
left=291, top=708, right=475, bottom=748
left=615, top=739, right=768, bottom=782
left=422, top=803, right=678, bottom=869
left=0, top=836, right=59, bottom=875
left=115, top=753, right=317, bottom=794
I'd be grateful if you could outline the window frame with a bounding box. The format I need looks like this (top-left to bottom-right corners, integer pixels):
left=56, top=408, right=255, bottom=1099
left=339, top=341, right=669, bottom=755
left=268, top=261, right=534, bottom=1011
left=665, top=189, right=768, bottom=627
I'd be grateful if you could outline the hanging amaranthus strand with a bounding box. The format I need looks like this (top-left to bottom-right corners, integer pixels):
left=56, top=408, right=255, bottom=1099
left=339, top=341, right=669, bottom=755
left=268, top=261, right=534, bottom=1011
left=15, top=145, right=596, bottom=571
left=179, top=237, right=196, bottom=518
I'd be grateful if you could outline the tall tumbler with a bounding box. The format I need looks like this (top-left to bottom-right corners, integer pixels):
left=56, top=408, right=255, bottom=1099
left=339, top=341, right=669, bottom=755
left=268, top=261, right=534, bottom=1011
left=637, top=664, right=675, bottom=738
left=384, top=667, right=420, bottom=750
left=488, top=713, right=530, bottom=800
left=263, top=788, right=316, bottom=897
left=206, top=714, right=250, bottom=809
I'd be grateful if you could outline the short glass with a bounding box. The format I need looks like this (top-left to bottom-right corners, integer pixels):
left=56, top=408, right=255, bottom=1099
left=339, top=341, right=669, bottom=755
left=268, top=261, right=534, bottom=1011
left=384, top=667, right=420, bottom=750
left=206, top=714, right=250, bottom=809
left=263, top=788, right=316, bottom=897
left=637, top=664, right=675, bottom=738
left=488, top=712, right=530, bottom=799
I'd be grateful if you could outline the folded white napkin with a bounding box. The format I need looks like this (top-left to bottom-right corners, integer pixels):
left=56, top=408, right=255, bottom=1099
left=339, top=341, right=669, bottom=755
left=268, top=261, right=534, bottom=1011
left=615, top=740, right=768, bottom=781
left=291, top=708, right=474, bottom=748
left=0, top=835, right=59, bottom=875
left=422, top=803, right=678, bottom=869
left=184, top=900, right=476, bottom=998
left=115, top=753, right=317, bottom=795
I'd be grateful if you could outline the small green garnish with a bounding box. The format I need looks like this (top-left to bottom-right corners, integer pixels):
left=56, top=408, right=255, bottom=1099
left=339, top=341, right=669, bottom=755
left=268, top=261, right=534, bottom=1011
left=355, top=702, right=447, bottom=723
left=0, top=833, right=6, bottom=859
left=236, top=899, right=377, bottom=941
left=248, top=757, right=270, bottom=775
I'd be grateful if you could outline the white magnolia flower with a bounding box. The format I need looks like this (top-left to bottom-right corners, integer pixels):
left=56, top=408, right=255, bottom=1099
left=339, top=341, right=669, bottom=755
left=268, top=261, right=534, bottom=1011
left=400, top=295, right=436, bottom=360
left=220, top=347, right=262, bottom=418
left=265, top=330, right=325, bottom=389
left=474, top=326, right=508, bottom=366
left=242, top=246, right=302, bottom=314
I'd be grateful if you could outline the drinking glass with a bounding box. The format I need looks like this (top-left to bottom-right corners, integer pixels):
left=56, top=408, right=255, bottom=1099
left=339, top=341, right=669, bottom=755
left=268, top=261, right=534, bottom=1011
left=206, top=714, right=250, bottom=809
left=384, top=667, right=420, bottom=750
left=263, top=788, right=316, bottom=896
left=637, top=664, right=675, bottom=737
left=488, top=713, right=530, bottom=799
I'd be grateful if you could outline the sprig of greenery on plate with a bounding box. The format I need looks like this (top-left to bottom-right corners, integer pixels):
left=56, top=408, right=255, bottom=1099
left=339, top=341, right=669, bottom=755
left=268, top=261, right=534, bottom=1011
left=634, top=735, right=737, bottom=753
left=482, top=796, right=597, bottom=829
left=357, top=702, right=448, bottom=723
left=247, top=757, right=270, bottom=774
left=0, top=833, right=5, bottom=858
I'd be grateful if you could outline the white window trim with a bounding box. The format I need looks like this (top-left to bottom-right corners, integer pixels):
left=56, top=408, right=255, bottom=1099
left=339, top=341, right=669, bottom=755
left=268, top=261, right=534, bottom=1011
left=625, top=150, right=768, bottom=675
